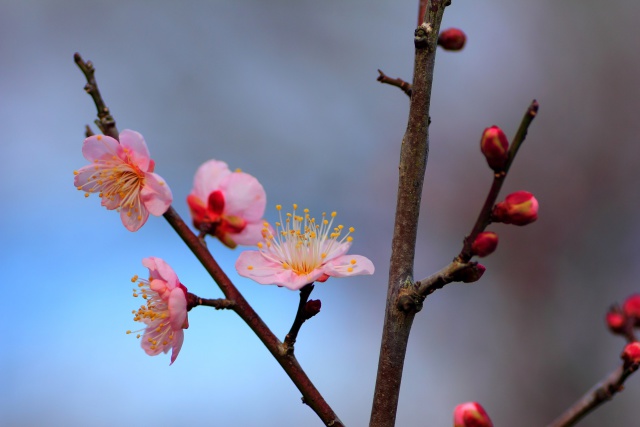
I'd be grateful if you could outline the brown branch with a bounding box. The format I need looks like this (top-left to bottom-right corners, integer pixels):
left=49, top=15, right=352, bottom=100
left=369, top=2, right=449, bottom=426
left=74, top=53, right=119, bottom=140
left=457, top=100, right=539, bottom=263
left=283, top=284, right=316, bottom=355
left=546, top=362, right=639, bottom=427
left=377, top=69, right=412, bottom=98
left=75, top=55, right=343, bottom=427
left=163, top=208, right=344, bottom=426
left=186, top=292, right=236, bottom=311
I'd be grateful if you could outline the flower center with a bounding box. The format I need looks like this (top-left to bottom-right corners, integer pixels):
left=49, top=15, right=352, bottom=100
left=257, top=204, right=354, bottom=275
left=126, top=275, right=175, bottom=350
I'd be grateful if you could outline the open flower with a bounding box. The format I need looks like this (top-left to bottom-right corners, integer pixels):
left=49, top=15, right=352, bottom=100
left=127, top=257, right=189, bottom=364
left=235, top=204, right=374, bottom=290
left=187, top=159, right=266, bottom=248
left=74, top=130, right=173, bottom=231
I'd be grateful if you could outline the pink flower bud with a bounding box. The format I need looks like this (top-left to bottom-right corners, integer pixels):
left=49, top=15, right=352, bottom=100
left=606, top=307, right=627, bottom=334
left=621, top=342, right=640, bottom=367
left=438, top=28, right=466, bottom=51
left=492, top=191, right=539, bottom=226
left=623, top=294, right=640, bottom=326
left=454, top=402, right=494, bottom=427
left=480, top=126, right=509, bottom=172
left=451, top=263, right=486, bottom=283
left=471, top=232, right=499, bottom=257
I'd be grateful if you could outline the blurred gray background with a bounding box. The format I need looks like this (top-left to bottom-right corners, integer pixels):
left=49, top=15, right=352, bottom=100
left=2, top=0, right=639, bottom=426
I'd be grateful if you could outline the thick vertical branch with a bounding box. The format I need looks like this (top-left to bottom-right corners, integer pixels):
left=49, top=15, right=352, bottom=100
left=369, top=2, right=448, bottom=427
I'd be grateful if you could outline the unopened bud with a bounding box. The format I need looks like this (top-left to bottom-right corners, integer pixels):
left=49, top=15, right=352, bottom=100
left=623, top=294, right=640, bottom=326
left=606, top=306, right=627, bottom=335
left=438, top=28, right=466, bottom=51
left=305, top=299, right=322, bottom=318
left=492, top=191, right=539, bottom=226
left=621, top=342, right=640, bottom=367
left=471, top=232, right=498, bottom=257
left=454, top=402, right=493, bottom=427
left=480, top=126, right=509, bottom=172
left=451, top=263, right=486, bottom=283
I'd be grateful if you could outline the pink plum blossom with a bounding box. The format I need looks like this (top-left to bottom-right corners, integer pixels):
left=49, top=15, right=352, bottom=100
left=187, top=159, right=266, bottom=248
left=74, top=130, right=173, bottom=231
left=127, top=257, right=189, bottom=364
left=235, top=204, right=374, bottom=290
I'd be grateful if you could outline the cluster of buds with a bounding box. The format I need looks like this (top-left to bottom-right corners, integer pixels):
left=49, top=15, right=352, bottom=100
left=606, top=294, right=640, bottom=335
left=453, top=402, right=493, bottom=427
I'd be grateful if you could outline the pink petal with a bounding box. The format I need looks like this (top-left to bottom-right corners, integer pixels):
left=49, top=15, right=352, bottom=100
left=143, top=257, right=179, bottom=289
left=73, top=164, right=102, bottom=191
left=320, top=240, right=351, bottom=262
left=101, top=192, right=122, bottom=210
left=140, top=172, right=173, bottom=216
left=168, top=287, right=188, bottom=330
left=82, top=134, right=122, bottom=162
left=235, top=251, right=324, bottom=290
left=230, top=221, right=265, bottom=246
left=219, top=173, right=266, bottom=221
left=322, top=254, right=375, bottom=278
left=119, top=129, right=151, bottom=171
left=191, top=160, right=231, bottom=201
left=120, top=205, right=149, bottom=232
left=169, top=330, right=185, bottom=365
left=140, top=321, right=166, bottom=356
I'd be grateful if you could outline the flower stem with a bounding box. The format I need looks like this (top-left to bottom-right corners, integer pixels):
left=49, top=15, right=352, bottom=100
left=283, top=284, right=315, bottom=355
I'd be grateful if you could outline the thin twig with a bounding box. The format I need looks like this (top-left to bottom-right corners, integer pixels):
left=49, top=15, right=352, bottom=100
left=547, top=362, right=639, bottom=427
left=283, top=284, right=316, bottom=355
left=75, top=55, right=344, bottom=427
left=369, top=3, right=448, bottom=426
left=457, top=100, right=538, bottom=263
left=377, top=69, right=412, bottom=98
left=186, top=292, right=236, bottom=311
left=73, top=53, right=119, bottom=140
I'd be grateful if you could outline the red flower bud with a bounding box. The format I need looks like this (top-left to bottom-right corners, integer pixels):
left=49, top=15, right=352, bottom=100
left=451, top=263, right=486, bottom=283
left=605, top=307, right=627, bottom=334
left=471, top=232, right=499, bottom=257
left=492, top=191, right=539, bottom=226
left=438, top=28, right=466, bottom=51
left=621, top=342, right=640, bottom=367
left=480, top=126, right=509, bottom=172
left=623, top=294, right=640, bottom=326
left=454, top=402, right=494, bottom=427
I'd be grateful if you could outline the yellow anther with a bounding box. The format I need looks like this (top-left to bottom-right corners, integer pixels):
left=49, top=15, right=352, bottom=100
left=131, top=275, right=139, bottom=282
left=73, top=170, right=78, bottom=175
left=257, top=242, right=263, bottom=248
left=350, top=259, right=356, bottom=265
left=136, top=334, right=141, bottom=339
left=293, top=203, right=298, bottom=210
left=96, top=135, right=102, bottom=140
left=126, top=330, right=131, bottom=334
left=347, top=267, right=354, bottom=272
left=304, top=208, right=309, bottom=213
left=349, top=227, right=355, bottom=233
left=84, top=193, right=89, bottom=198
left=247, top=265, right=254, bottom=270
left=276, top=204, right=282, bottom=210
left=331, top=211, right=337, bottom=217
left=347, top=236, right=353, bottom=242
left=321, top=253, right=327, bottom=258
left=235, top=168, right=242, bottom=172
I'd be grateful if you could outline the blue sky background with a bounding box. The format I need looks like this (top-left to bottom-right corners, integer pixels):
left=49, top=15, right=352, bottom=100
left=2, top=1, right=640, bottom=426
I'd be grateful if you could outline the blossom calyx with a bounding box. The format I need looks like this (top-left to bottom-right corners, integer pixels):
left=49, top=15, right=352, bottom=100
left=438, top=28, right=466, bottom=51
left=492, top=191, right=539, bottom=226
left=480, top=126, right=509, bottom=172
left=187, top=159, right=266, bottom=248
left=621, top=342, right=640, bottom=367
left=623, top=294, right=640, bottom=326
left=471, top=232, right=499, bottom=258
left=454, top=402, right=494, bottom=427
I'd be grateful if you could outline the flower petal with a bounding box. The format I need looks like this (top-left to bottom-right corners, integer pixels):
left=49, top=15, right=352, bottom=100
left=140, top=172, right=173, bottom=216
left=169, top=330, right=185, bottom=365
left=191, top=160, right=231, bottom=201
left=220, top=172, right=266, bottom=221
left=235, top=251, right=323, bottom=290
left=82, top=134, right=122, bottom=162
left=120, top=205, right=149, bottom=232
left=230, top=221, right=265, bottom=246
left=143, top=257, right=179, bottom=289
left=168, top=287, right=188, bottom=331
left=119, top=129, right=151, bottom=171
left=322, top=254, right=375, bottom=278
